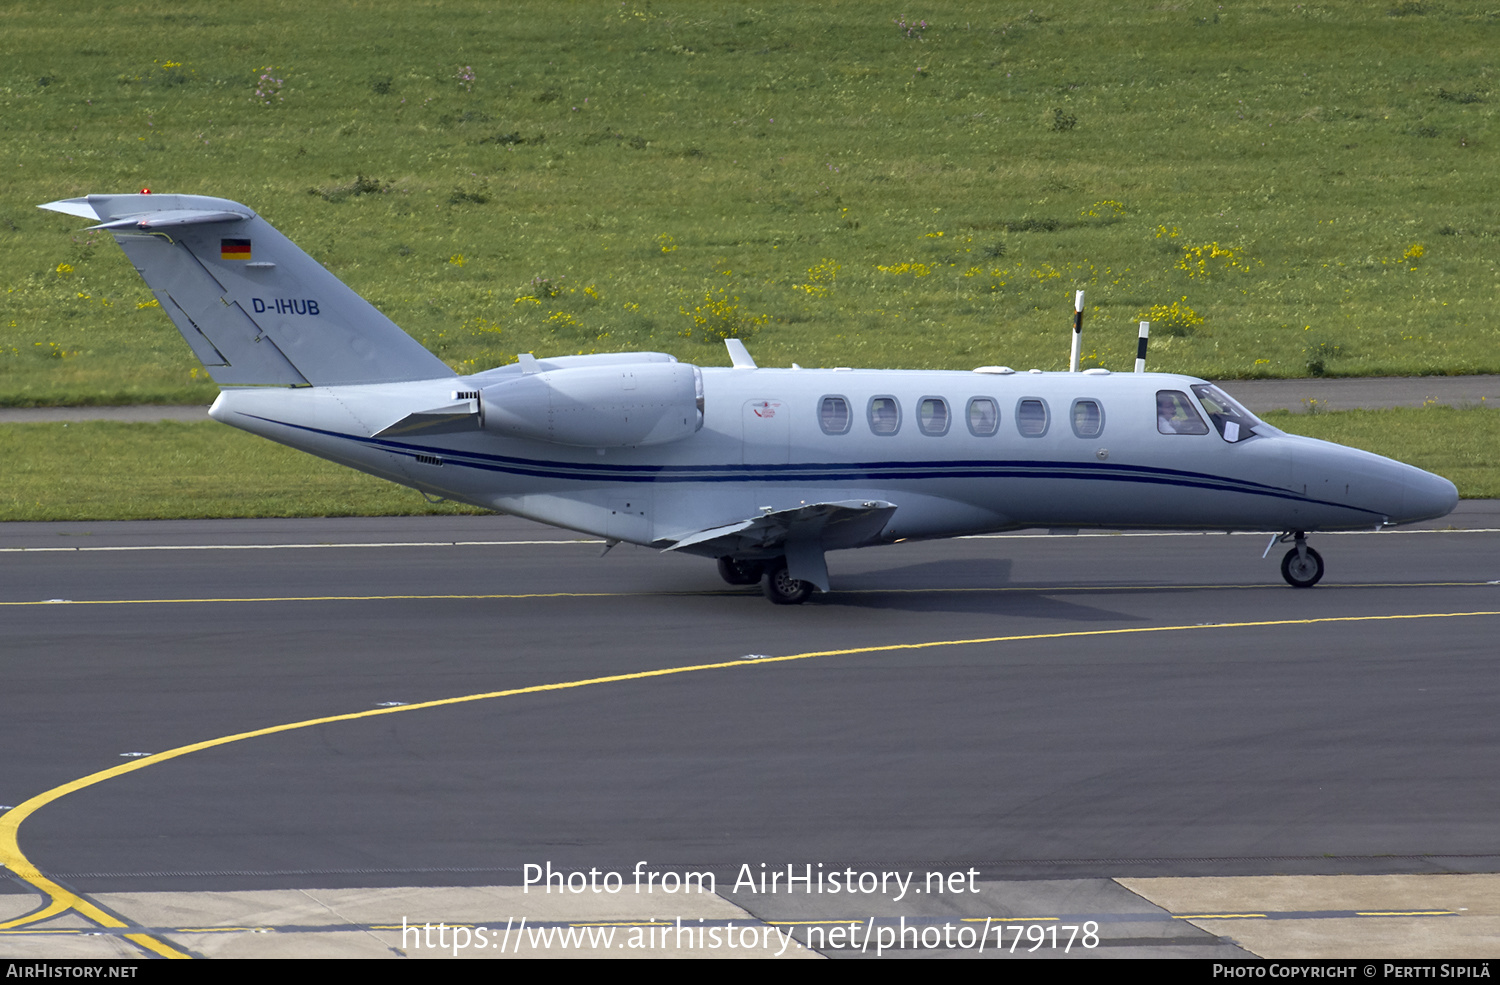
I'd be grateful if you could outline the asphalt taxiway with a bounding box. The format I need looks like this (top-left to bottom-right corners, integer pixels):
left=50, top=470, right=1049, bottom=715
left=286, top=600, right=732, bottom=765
left=2, top=507, right=1498, bottom=958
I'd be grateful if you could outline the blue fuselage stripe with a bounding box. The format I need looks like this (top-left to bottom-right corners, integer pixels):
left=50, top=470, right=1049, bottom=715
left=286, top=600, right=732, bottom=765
left=241, top=414, right=1384, bottom=518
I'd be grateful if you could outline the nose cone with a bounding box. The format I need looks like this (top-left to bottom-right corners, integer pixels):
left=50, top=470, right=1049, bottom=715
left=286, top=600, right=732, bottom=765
left=1400, top=467, right=1459, bottom=524
left=1287, top=436, right=1458, bottom=527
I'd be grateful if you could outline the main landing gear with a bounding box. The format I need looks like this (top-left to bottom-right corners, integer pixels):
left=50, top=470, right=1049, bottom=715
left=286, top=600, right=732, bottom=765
left=1277, top=531, right=1325, bottom=589
left=716, top=556, right=764, bottom=586
left=717, top=556, right=815, bottom=604
left=761, top=557, right=814, bottom=605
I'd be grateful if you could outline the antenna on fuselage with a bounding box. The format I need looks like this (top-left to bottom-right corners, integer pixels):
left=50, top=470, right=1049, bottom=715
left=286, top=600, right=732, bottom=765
left=1135, top=321, right=1150, bottom=373
left=725, top=338, right=757, bottom=369
left=1069, top=290, right=1084, bottom=372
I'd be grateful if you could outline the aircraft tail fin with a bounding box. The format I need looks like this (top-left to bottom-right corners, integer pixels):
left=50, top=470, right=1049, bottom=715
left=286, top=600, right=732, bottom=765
left=39, top=193, right=453, bottom=386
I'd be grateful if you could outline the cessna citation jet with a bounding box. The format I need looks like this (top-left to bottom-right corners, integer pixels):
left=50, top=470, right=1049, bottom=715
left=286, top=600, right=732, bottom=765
left=42, top=193, right=1458, bottom=603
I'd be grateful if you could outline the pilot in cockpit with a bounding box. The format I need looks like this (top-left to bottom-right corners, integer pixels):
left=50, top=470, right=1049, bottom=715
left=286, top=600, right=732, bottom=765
left=1156, top=390, right=1209, bottom=435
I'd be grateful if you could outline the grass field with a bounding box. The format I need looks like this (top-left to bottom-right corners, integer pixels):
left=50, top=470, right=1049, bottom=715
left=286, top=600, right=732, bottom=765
left=0, top=421, right=485, bottom=522
left=3, top=1, right=1499, bottom=407
left=3, top=406, right=1494, bottom=522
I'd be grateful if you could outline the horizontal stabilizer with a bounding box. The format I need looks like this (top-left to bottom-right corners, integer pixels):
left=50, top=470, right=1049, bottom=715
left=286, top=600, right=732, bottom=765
left=37, top=198, right=102, bottom=220
left=662, top=499, right=897, bottom=556
left=88, top=209, right=249, bottom=230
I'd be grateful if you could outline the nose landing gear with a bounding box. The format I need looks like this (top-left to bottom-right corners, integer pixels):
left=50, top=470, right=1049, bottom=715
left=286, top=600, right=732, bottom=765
left=1276, top=531, right=1325, bottom=588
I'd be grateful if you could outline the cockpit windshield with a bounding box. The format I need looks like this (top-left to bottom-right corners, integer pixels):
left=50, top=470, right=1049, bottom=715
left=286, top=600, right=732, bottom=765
left=1191, top=383, right=1266, bottom=443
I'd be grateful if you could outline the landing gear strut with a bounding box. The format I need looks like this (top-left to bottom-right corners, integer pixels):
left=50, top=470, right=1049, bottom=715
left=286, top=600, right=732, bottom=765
left=717, top=556, right=765, bottom=586
left=1279, top=531, right=1324, bottom=588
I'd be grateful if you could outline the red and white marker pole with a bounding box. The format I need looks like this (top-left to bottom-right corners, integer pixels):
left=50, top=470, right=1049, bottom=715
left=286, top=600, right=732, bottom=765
left=1069, top=290, right=1084, bottom=372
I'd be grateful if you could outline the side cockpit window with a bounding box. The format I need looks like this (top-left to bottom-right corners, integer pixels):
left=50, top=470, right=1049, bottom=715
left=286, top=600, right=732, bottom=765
left=1156, top=390, right=1210, bottom=435
left=1191, top=383, right=1263, bottom=443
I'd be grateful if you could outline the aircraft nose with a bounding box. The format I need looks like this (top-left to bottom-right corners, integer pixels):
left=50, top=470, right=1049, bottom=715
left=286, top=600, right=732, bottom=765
left=1287, top=436, right=1457, bottom=527
left=1400, top=468, right=1459, bottom=524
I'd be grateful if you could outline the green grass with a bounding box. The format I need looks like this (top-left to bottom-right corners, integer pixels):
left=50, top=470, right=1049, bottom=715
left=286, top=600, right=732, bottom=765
left=0, top=421, right=484, bottom=521
left=3, top=1, right=1499, bottom=407
left=2, top=407, right=1494, bottom=522
left=1265, top=404, right=1500, bottom=500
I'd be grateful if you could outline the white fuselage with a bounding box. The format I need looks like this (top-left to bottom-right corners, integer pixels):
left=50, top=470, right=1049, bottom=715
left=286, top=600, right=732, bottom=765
left=210, top=365, right=1458, bottom=554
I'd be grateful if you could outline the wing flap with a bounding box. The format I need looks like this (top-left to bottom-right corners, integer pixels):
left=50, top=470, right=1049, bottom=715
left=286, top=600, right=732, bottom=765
left=661, top=499, right=896, bottom=556
left=666, top=518, right=760, bottom=553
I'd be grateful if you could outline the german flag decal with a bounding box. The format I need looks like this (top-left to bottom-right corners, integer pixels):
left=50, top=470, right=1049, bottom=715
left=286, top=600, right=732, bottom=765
left=221, top=239, right=252, bottom=261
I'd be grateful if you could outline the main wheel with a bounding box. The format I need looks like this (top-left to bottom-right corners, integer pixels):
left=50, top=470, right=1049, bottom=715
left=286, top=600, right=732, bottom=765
left=717, top=556, right=764, bottom=586
left=761, top=558, right=813, bottom=605
left=1280, top=546, right=1324, bottom=588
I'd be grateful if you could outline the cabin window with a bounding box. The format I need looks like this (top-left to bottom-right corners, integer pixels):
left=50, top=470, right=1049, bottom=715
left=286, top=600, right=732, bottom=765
left=917, top=397, right=950, bottom=436
left=967, top=397, right=1000, bottom=436
left=868, top=396, right=901, bottom=435
left=819, top=395, right=851, bottom=435
left=1070, top=399, right=1104, bottom=438
left=1156, top=390, right=1210, bottom=435
left=1015, top=398, right=1049, bottom=437
left=1191, top=383, right=1261, bottom=443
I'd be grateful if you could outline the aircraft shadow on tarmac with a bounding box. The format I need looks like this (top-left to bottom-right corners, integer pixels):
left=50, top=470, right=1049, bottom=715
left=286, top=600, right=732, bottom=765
left=740, top=558, right=1142, bottom=619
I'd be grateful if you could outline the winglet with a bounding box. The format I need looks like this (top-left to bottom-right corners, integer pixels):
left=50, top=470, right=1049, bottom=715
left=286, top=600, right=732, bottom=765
left=724, top=338, right=757, bottom=369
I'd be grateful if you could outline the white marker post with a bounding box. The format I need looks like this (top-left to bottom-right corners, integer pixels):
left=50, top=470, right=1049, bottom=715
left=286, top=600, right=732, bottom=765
left=1069, top=290, right=1085, bottom=373
left=1135, top=321, right=1150, bottom=374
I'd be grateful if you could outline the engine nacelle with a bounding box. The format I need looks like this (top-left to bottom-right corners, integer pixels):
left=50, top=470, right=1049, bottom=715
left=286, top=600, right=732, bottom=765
left=479, top=362, right=703, bottom=447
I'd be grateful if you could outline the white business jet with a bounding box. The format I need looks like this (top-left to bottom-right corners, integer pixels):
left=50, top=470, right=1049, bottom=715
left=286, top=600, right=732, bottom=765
left=41, top=193, right=1458, bottom=603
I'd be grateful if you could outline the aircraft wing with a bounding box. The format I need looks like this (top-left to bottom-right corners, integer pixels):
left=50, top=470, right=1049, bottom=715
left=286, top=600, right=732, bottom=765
left=661, top=499, right=897, bottom=582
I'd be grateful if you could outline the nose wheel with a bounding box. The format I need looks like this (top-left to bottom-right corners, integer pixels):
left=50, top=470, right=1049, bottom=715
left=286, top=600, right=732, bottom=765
left=1279, top=533, right=1324, bottom=588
